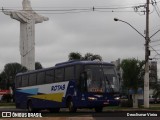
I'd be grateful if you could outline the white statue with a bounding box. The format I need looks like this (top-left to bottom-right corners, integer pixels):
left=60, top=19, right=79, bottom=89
left=3, top=0, right=49, bottom=70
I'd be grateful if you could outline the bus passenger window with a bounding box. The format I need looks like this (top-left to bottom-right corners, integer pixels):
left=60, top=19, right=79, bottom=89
left=55, top=68, right=64, bottom=82
left=37, top=72, right=45, bottom=85
left=16, top=76, right=21, bottom=88
left=65, top=66, right=74, bottom=81
left=29, top=74, right=36, bottom=86
left=46, top=70, right=54, bottom=83
left=21, top=75, right=28, bottom=87
left=75, top=65, right=83, bottom=87
left=80, top=72, right=87, bottom=92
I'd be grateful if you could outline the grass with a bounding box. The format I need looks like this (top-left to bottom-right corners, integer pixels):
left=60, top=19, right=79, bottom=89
left=0, top=102, right=15, bottom=106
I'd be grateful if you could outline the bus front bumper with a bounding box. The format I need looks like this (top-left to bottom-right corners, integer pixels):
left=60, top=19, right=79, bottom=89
left=87, top=99, right=120, bottom=107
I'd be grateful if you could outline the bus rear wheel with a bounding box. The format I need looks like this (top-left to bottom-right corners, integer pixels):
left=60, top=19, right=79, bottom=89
left=27, top=101, right=38, bottom=112
left=68, top=99, right=77, bottom=112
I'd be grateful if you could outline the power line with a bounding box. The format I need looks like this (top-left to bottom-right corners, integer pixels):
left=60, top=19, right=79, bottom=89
left=150, top=43, right=160, bottom=47
left=150, top=39, right=160, bottom=42
left=149, top=45, right=160, bottom=57
left=151, top=0, right=160, bottom=18
left=151, top=49, right=160, bottom=51
left=0, top=6, right=144, bottom=14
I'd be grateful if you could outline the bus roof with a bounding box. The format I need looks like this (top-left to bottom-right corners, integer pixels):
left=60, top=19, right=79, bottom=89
left=55, top=60, right=114, bottom=66
left=16, top=60, right=114, bottom=76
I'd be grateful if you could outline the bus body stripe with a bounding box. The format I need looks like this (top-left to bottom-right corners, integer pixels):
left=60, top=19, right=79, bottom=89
left=17, top=88, right=38, bottom=95
left=29, top=92, right=64, bottom=102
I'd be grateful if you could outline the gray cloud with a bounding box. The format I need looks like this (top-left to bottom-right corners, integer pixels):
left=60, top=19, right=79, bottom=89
left=0, top=0, right=160, bottom=76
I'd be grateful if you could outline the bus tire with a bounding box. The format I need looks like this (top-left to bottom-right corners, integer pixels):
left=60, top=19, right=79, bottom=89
left=95, top=107, right=103, bottom=112
left=68, top=99, right=77, bottom=112
left=27, top=101, right=38, bottom=112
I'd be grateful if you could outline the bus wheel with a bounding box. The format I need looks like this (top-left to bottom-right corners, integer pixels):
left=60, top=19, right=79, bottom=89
left=49, top=108, right=60, bottom=113
left=27, top=101, right=37, bottom=112
left=95, top=107, right=103, bottom=112
left=68, top=99, right=77, bottom=112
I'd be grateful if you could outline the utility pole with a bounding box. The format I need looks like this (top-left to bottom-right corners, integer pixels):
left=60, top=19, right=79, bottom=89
left=144, top=0, right=150, bottom=108
left=114, top=0, right=160, bottom=108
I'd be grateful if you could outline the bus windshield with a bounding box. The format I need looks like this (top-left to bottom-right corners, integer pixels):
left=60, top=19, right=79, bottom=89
left=85, top=65, right=119, bottom=93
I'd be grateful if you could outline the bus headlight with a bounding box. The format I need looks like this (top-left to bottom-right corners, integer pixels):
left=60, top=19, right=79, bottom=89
left=114, top=97, right=120, bottom=100
left=88, top=97, right=97, bottom=101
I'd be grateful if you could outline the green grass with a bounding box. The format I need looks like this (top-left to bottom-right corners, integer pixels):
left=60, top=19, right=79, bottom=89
left=0, top=102, right=15, bottom=106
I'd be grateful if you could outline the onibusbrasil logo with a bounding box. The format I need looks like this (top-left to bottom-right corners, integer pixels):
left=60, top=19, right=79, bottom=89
left=2, top=112, right=42, bottom=118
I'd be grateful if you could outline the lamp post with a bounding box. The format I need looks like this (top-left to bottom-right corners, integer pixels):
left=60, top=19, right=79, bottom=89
left=114, top=18, right=145, bottom=38
left=114, top=18, right=150, bottom=108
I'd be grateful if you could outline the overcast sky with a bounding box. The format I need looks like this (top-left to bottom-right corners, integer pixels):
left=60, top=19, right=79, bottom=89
left=0, top=0, right=160, bottom=77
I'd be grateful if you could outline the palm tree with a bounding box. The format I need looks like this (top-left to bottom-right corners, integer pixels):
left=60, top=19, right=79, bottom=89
left=68, top=52, right=102, bottom=61
left=68, top=52, right=82, bottom=60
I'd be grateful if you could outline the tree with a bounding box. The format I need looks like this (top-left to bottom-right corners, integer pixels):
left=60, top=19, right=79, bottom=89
left=35, top=62, right=43, bottom=70
left=83, top=53, right=102, bottom=61
left=68, top=52, right=102, bottom=61
left=120, top=58, right=145, bottom=108
left=0, top=63, right=27, bottom=89
left=151, top=83, right=160, bottom=100
left=121, top=58, right=145, bottom=94
left=0, top=73, right=6, bottom=89
left=68, top=52, right=82, bottom=60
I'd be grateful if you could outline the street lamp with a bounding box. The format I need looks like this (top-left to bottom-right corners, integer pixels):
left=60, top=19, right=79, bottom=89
left=114, top=18, right=150, bottom=108
left=114, top=18, right=145, bottom=38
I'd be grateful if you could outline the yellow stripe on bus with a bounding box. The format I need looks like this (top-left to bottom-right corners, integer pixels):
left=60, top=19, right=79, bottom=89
left=30, top=92, right=64, bottom=102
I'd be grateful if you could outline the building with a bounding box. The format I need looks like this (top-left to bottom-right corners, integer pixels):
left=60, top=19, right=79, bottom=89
left=111, top=59, right=123, bottom=93
left=149, top=61, right=158, bottom=85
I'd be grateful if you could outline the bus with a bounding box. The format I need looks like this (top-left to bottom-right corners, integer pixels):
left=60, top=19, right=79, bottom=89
left=14, top=60, right=120, bottom=112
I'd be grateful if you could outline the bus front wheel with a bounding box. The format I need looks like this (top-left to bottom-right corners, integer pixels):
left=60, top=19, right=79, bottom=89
left=68, top=99, right=77, bottom=112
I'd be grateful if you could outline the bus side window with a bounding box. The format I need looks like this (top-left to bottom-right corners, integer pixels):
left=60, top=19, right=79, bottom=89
left=55, top=68, right=64, bottom=82
left=80, top=72, right=87, bottom=92
left=75, top=65, right=83, bottom=88
left=37, top=72, right=45, bottom=85
left=16, top=76, right=22, bottom=88
left=29, top=73, right=37, bottom=86
left=46, top=70, right=54, bottom=83
left=21, top=75, right=29, bottom=87
left=65, top=66, right=74, bottom=81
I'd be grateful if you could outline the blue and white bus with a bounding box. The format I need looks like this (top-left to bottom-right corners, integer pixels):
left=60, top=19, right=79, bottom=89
left=14, top=61, right=120, bottom=112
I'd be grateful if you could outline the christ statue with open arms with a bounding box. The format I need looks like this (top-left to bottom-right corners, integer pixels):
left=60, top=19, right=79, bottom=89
left=3, top=0, right=49, bottom=70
